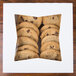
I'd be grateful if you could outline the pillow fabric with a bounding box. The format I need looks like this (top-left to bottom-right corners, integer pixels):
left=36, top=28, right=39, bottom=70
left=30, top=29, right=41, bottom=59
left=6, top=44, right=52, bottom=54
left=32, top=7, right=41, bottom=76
left=14, top=14, right=61, bottom=61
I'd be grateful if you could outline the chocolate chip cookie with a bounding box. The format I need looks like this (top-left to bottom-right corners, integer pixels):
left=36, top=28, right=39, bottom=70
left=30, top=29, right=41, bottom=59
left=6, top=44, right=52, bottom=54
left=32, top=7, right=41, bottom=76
left=17, top=22, right=39, bottom=36
left=40, top=24, right=59, bottom=33
left=17, top=28, right=38, bottom=42
left=43, top=14, right=61, bottom=27
left=15, top=50, right=39, bottom=61
left=17, top=45, right=38, bottom=53
left=40, top=49, right=61, bottom=61
left=17, top=37, right=38, bottom=49
left=41, top=41, right=60, bottom=52
left=17, top=15, right=42, bottom=27
left=40, top=28, right=59, bottom=39
left=41, top=35, right=59, bottom=45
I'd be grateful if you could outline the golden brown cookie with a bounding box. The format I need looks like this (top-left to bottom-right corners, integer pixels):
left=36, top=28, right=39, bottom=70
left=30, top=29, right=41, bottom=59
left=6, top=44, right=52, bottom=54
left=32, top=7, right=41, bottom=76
left=40, top=24, right=59, bottom=33
left=17, top=15, right=42, bottom=27
left=40, top=28, right=59, bottom=39
left=43, top=14, right=61, bottom=27
left=41, top=35, right=59, bottom=45
left=41, top=41, right=60, bottom=52
left=17, top=45, right=38, bottom=53
left=16, top=22, right=39, bottom=36
left=15, top=50, right=39, bottom=61
left=17, top=37, right=38, bottom=49
left=17, top=28, right=38, bottom=42
left=40, top=49, right=61, bottom=61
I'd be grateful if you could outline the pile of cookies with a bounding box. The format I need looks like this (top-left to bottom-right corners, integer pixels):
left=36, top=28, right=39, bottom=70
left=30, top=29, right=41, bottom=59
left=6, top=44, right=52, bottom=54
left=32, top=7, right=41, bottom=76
left=40, top=15, right=61, bottom=60
left=15, top=15, right=42, bottom=61
left=15, top=14, right=61, bottom=61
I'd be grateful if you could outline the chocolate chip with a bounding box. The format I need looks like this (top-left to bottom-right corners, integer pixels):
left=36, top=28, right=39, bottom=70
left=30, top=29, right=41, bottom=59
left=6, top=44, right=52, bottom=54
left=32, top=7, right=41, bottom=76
left=24, top=48, right=27, bottom=50
left=18, top=50, right=22, bottom=51
left=55, top=32, right=59, bottom=36
left=27, top=29, right=30, bottom=33
left=50, top=46, right=52, bottom=48
left=33, top=17, right=37, bottom=20
left=52, top=32, right=58, bottom=36
left=55, top=58, right=58, bottom=60
left=52, top=34, right=55, bottom=35
left=50, top=46, right=54, bottom=49
left=24, top=20, right=28, bottom=22
left=28, top=56, right=31, bottom=58
left=46, top=55, right=48, bottom=57
left=30, top=21, right=33, bottom=23
left=48, top=26, right=51, bottom=28
left=21, top=16, right=24, bottom=21
left=17, top=55, right=20, bottom=59
left=52, top=46, right=54, bottom=48
left=52, top=17, right=54, bottom=19
left=46, top=33, right=49, bottom=36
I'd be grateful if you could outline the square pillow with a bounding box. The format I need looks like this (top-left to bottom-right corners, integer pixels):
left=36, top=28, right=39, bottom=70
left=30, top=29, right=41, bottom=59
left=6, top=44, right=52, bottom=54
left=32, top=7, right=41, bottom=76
left=14, top=14, right=61, bottom=61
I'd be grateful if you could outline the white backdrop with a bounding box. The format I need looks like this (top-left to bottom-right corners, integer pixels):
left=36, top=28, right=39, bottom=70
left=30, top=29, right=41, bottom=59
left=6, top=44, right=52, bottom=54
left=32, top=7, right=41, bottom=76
left=3, top=3, right=73, bottom=73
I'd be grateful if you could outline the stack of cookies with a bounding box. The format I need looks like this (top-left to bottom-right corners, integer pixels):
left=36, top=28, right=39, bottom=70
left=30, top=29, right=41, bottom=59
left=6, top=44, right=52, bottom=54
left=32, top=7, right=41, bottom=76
left=14, top=14, right=62, bottom=61
left=15, top=15, right=42, bottom=61
left=40, top=14, right=61, bottom=61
